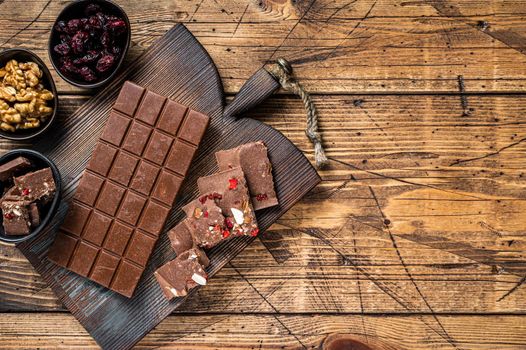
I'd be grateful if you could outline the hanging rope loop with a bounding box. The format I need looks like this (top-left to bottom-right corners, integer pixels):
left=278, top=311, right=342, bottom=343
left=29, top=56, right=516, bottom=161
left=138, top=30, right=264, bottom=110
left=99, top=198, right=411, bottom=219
left=268, top=58, right=328, bottom=169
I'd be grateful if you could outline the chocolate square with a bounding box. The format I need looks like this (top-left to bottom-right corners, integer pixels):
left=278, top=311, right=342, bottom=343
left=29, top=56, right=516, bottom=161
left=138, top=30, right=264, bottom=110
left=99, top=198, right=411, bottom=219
left=75, top=171, right=104, bottom=206
left=143, top=131, right=173, bottom=165
left=61, top=202, right=91, bottom=236
left=137, top=200, right=170, bottom=236
left=135, top=91, right=166, bottom=125
left=157, top=100, right=187, bottom=135
left=165, top=141, right=196, bottom=176
left=124, top=231, right=157, bottom=266
left=152, top=170, right=183, bottom=206
left=87, top=143, right=118, bottom=176
left=122, top=122, right=151, bottom=156
left=104, top=221, right=133, bottom=255
left=69, top=241, right=99, bottom=277
left=108, top=152, right=139, bottom=186
left=96, top=182, right=126, bottom=216
left=130, top=161, right=160, bottom=195
left=91, top=251, right=120, bottom=287
left=113, top=81, right=145, bottom=116
left=111, top=260, right=143, bottom=297
left=100, top=111, right=131, bottom=147
left=117, top=191, right=147, bottom=225
left=178, top=110, right=209, bottom=145
left=82, top=211, right=112, bottom=246
left=47, top=231, right=78, bottom=266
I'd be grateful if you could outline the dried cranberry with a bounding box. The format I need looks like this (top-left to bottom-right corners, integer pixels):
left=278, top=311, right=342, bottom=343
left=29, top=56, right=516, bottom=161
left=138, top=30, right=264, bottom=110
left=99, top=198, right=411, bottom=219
left=54, top=20, right=67, bottom=33
left=22, top=188, right=30, bottom=196
left=59, top=58, right=79, bottom=75
left=96, top=54, right=115, bottom=72
left=79, top=66, right=97, bottom=82
left=228, top=178, right=238, bottom=190
left=224, top=217, right=233, bottom=229
left=85, top=3, right=102, bottom=16
left=100, top=31, right=112, bottom=48
left=199, top=195, right=208, bottom=204
left=111, top=46, right=122, bottom=56
left=71, top=31, right=89, bottom=54
left=54, top=42, right=71, bottom=56
left=222, top=230, right=230, bottom=238
left=4, top=213, right=14, bottom=220
left=107, top=19, right=126, bottom=35
left=59, top=34, right=71, bottom=44
left=66, top=19, right=82, bottom=34
left=250, top=228, right=259, bottom=237
left=96, top=12, right=108, bottom=26
left=80, top=17, right=89, bottom=30
left=87, top=15, right=102, bottom=31
left=256, top=193, right=268, bottom=201
left=73, top=50, right=101, bottom=65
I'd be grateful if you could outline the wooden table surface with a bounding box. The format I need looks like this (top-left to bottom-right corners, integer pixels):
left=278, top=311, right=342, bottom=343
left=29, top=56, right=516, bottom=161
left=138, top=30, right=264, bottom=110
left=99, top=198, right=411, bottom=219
left=1, top=0, right=525, bottom=349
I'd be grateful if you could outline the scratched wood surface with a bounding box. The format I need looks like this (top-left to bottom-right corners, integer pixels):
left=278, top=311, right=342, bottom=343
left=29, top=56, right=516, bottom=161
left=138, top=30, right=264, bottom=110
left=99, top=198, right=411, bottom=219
left=1, top=0, right=526, bottom=349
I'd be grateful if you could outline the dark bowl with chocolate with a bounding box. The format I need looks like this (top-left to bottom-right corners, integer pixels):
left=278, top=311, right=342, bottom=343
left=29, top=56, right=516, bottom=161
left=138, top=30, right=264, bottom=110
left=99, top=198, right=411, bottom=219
left=0, top=149, right=61, bottom=244
left=0, top=48, right=59, bottom=141
left=48, top=0, right=131, bottom=89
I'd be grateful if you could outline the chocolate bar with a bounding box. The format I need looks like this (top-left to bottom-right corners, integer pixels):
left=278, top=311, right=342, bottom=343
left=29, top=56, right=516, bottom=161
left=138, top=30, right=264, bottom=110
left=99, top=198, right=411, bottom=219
left=0, top=157, right=31, bottom=181
left=48, top=81, right=210, bottom=297
left=215, top=141, right=278, bottom=210
left=154, top=248, right=208, bottom=300
left=197, top=168, right=258, bottom=237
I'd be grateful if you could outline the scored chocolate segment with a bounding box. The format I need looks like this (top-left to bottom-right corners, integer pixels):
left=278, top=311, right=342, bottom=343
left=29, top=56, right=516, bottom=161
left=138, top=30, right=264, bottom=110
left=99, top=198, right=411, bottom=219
left=47, top=81, right=210, bottom=298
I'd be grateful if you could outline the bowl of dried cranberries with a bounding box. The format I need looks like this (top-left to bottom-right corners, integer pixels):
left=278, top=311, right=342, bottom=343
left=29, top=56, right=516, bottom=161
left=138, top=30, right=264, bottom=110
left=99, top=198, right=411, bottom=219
left=48, top=0, right=130, bottom=89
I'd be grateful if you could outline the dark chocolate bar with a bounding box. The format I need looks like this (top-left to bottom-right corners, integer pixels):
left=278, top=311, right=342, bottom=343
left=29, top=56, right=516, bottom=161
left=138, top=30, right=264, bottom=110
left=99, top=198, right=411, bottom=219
left=154, top=248, right=208, bottom=300
left=215, top=141, right=278, bottom=210
left=197, top=168, right=259, bottom=237
left=48, top=81, right=210, bottom=297
left=0, top=157, right=31, bottom=182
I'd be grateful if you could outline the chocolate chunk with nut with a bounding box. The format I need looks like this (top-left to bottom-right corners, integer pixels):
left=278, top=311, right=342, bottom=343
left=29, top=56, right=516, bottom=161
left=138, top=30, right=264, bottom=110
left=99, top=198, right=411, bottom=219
left=2, top=200, right=31, bottom=235
left=215, top=141, right=278, bottom=210
left=14, top=167, right=56, bottom=203
left=154, top=248, right=208, bottom=300
left=182, top=195, right=228, bottom=248
left=197, top=167, right=259, bottom=237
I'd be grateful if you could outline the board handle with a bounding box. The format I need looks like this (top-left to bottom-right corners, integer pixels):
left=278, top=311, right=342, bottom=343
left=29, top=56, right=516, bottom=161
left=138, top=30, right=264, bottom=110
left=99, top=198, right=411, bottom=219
left=223, top=58, right=328, bottom=169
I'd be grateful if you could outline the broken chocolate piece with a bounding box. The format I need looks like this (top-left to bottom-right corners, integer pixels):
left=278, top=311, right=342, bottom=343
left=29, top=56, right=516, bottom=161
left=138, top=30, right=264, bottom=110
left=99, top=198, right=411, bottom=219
left=2, top=201, right=31, bottom=235
left=167, top=220, right=194, bottom=255
left=0, top=157, right=31, bottom=182
left=14, top=168, right=56, bottom=203
left=182, top=197, right=227, bottom=248
left=197, top=168, right=259, bottom=237
left=215, top=141, right=278, bottom=210
left=154, top=248, right=208, bottom=300
left=48, top=81, right=210, bottom=298
left=29, top=203, right=40, bottom=227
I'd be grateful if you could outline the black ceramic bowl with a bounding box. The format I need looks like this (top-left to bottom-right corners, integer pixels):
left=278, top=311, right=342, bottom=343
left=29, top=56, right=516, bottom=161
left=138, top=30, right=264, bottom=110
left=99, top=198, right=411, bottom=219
left=48, top=0, right=131, bottom=89
left=0, top=149, right=61, bottom=244
left=0, top=49, right=59, bottom=141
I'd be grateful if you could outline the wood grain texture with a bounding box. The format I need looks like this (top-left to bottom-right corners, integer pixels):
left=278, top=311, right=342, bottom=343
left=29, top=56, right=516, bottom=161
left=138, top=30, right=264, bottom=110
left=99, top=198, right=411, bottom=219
left=1, top=0, right=526, bottom=93
left=1, top=313, right=526, bottom=349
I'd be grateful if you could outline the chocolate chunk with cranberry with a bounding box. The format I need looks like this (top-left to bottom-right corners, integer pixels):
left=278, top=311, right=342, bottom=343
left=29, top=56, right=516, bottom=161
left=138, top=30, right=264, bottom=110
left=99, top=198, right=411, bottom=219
left=2, top=201, right=31, bottom=235
left=215, top=141, right=278, bottom=210
left=14, top=167, right=56, bottom=204
left=197, top=168, right=259, bottom=237
left=182, top=195, right=228, bottom=249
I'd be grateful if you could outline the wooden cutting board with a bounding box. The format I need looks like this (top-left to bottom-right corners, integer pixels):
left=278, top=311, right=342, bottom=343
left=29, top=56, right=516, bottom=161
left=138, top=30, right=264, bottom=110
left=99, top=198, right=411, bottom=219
left=16, top=24, right=320, bottom=350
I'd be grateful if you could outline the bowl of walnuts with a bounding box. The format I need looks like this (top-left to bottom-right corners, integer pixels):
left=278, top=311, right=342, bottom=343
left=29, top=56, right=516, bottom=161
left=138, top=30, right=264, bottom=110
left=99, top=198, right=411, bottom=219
left=48, top=0, right=131, bottom=89
left=0, top=48, right=58, bottom=140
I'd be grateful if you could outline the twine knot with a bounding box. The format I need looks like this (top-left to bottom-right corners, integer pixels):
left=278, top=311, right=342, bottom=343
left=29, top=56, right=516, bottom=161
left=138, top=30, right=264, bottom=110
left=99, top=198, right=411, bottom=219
left=268, top=58, right=328, bottom=169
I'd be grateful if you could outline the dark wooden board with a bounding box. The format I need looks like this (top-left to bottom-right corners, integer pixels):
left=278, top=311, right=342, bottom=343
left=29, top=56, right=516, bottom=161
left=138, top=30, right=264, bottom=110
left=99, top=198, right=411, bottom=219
left=15, top=24, right=320, bottom=350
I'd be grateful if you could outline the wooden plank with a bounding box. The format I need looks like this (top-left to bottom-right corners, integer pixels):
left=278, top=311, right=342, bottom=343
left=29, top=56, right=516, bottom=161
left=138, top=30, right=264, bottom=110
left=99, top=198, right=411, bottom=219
left=0, top=313, right=525, bottom=349
left=1, top=0, right=526, bottom=94
left=2, top=93, right=525, bottom=314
